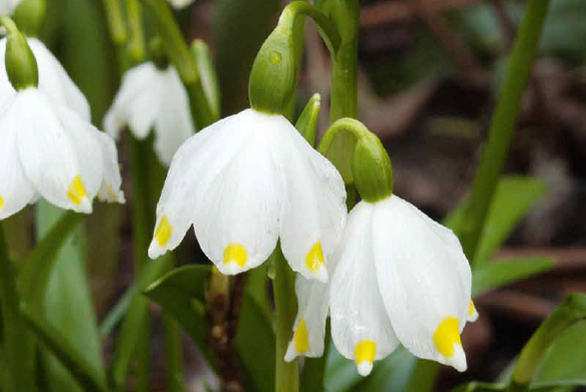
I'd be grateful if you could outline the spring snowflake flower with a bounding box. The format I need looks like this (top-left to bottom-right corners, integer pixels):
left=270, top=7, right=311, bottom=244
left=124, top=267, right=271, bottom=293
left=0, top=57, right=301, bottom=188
left=148, top=108, right=347, bottom=282
left=0, top=37, right=91, bottom=120
left=286, top=195, right=476, bottom=376
left=0, top=30, right=124, bottom=220
left=104, top=62, right=195, bottom=166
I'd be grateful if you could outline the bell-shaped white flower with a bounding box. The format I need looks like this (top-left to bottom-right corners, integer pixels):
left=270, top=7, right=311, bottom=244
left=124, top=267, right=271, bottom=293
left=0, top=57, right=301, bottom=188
left=166, top=0, right=195, bottom=9
left=148, top=108, right=347, bottom=282
left=104, top=62, right=194, bottom=166
left=0, top=0, right=24, bottom=16
left=286, top=195, right=476, bottom=376
left=0, top=87, right=124, bottom=220
left=0, top=37, right=91, bottom=121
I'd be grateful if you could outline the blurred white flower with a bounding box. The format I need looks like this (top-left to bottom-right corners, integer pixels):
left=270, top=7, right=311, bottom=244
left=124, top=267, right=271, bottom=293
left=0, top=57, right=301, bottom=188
left=0, top=0, right=24, bottom=16
left=167, top=0, right=195, bottom=10
left=0, top=87, right=124, bottom=220
left=148, top=108, right=347, bottom=282
left=0, top=37, right=91, bottom=121
left=286, top=195, right=476, bottom=376
left=104, top=62, right=194, bottom=166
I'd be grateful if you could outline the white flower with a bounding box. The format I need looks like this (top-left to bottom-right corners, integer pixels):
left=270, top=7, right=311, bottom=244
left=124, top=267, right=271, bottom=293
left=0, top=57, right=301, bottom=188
left=0, top=0, right=24, bottom=16
left=0, top=87, right=125, bottom=220
left=0, top=37, right=91, bottom=121
left=286, top=195, right=476, bottom=376
left=148, top=108, right=347, bottom=282
left=167, top=0, right=195, bottom=10
left=104, top=62, right=194, bottom=166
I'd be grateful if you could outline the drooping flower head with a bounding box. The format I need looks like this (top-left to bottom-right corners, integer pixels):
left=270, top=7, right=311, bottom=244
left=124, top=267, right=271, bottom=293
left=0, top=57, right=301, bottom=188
left=0, top=19, right=124, bottom=220
left=104, top=60, right=195, bottom=166
left=148, top=13, right=347, bottom=282
left=286, top=119, right=476, bottom=375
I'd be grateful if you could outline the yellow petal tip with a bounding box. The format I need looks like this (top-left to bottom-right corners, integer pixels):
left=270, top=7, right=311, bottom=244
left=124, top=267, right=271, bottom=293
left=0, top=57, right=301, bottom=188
left=293, top=318, right=310, bottom=354
left=355, top=340, right=376, bottom=376
left=433, top=317, right=462, bottom=359
left=67, top=176, right=88, bottom=206
left=306, top=241, right=325, bottom=273
left=223, top=243, right=247, bottom=268
left=155, top=216, right=173, bottom=247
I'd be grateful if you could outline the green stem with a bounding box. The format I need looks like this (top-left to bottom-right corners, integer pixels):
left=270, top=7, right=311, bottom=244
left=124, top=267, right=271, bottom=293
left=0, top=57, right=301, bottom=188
left=317, top=117, right=370, bottom=155
left=126, top=0, right=146, bottom=64
left=101, top=0, right=130, bottom=71
left=458, top=0, right=551, bottom=262
left=0, top=224, right=36, bottom=391
left=140, top=0, right=216, bottom=128
left=509, top=293, right=586, bottom=391
left=272, top=247, right=299, bottom=392
left=323, top=0, right=360, bottom=185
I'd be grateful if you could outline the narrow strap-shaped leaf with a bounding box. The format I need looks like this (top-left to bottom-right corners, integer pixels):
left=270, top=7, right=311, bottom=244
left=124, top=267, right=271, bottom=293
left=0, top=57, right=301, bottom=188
left=17, top=211, right=83, bottom=312
left=21, top=306, right=108, bottom=392
left=472, top=256, right=555, bottom=297
left=295, top=93, right=321, bottom=146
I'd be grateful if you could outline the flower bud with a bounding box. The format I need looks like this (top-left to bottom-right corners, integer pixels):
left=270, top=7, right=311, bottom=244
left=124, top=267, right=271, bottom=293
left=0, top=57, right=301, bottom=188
left=14, top=0, right=46, bottom=37
left=2, top=18, right=38, bottom=90
left=248, top=25, right=298, bottom=114
left=149, top=37, right=169, bottom=70
left=352, top=133, right=393, bottom=203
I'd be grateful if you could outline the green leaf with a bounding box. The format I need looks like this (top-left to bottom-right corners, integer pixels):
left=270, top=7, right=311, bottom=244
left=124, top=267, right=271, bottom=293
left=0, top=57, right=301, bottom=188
left=472, top=256, right=555, bottom=297
left=192, top=39, right=221, bottom=122
left=531, top=320, right=586, bottom=388
left=21, top=306, right=108, bottom=392
left=295, top=93, right=321, bottom=146
left=34, top=202, right=106, bottom=392
left=110, top=255, right=177, bottom=386
left=473, top=176, right=547, bottom=265
left=143, top=264, right=211, bottom=354
left=236, top=293, right=276, bottom=392
left=16, top=210, right=83, bottom=308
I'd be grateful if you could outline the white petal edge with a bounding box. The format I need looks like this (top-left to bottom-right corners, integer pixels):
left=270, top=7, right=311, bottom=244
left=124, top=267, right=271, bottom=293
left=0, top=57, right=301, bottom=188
left=276, top=113, right=347, bottom=283
left=372, top=195, right=471, bottom=372
left=330, top=201, right=400, bottom=376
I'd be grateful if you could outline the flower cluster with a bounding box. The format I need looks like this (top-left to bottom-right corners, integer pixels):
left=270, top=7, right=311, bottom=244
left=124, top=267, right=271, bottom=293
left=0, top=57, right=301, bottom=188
left=0, top=19, right=124, bottom=220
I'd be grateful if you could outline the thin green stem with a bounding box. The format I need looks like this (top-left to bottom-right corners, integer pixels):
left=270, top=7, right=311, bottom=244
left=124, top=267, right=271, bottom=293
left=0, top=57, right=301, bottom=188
left=272, top=247, right=299, bottom=392
left=126, top=0, right=146, bottom=64
left=101, top=0, right=127, bottom=45
left=458, top=0, right=551, bottom=262
left=0, top=16, right=19, bottom=34
left=140, top=0, right=216, bottom=128
left=163, top=313, right=186, bottom=392
left=322, top=0, right=360, bottom=185
left=317, top=117, right=370, bottom=156
left=509, top=293, right=586, bottom=391
left=0, top=224, right=36, bottom=391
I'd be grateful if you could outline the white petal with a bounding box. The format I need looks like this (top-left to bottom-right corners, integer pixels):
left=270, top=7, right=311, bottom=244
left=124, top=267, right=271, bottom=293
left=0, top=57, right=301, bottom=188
left=372, top=195, right=471, bottom=372
left=153, top=67, right=195, bottom=165
left=148, top=110, right=254, bottom=259
left=94, top=131, right=125, bottom=203
left=0, top=0, right=24, bottom=15
left=276, top=115, right=347, bottom=282
left=285, top=275, right=330, bottom=362
left=192, top=115, right=282, bottom=274
left=15, top=89, right=94, bottom=213
left=167, top=0, right=195, bottom=9
left=103, top=62, right=163, bottom=140
left=330, top=202, right=400, bottom=376
left=467, top=300, right=479, bottom=323
left=0, top=38, right=91, bottom=121
left=0, top=98, right=36, bottom=219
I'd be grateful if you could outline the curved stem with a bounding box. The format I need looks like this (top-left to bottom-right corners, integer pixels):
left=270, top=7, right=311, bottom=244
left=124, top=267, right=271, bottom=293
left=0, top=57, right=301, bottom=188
left=278, top=1, right=341, bottom=55
left=0, top=16, right=19, bottom=35
left=458, top=0, right=551, bottom=261
left=317, top=117, right=370, bottom=156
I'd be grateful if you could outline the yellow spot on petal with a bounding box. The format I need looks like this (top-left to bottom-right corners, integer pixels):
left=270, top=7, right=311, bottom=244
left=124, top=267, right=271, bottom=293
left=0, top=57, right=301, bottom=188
left=294, top=318, right=310, bottom=354
left=67, top=176, right=88, bottom=205
left=355, top=340, right=376, bottom=364
left=433, top=317, right=462, bottom=358
left=469, top=301, right=475, bottom=316
left=0, top=195, right=4, bottom=211
left=306, top=242, right=324, bottom=273
left=223, top=243, right=247, bottom=268
left=155, top=216, right=173, bottom=247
